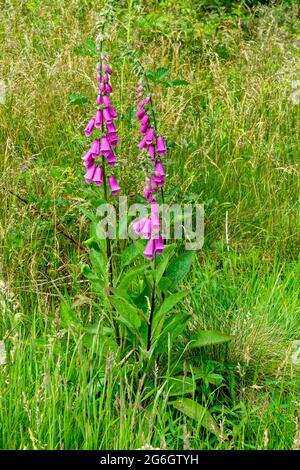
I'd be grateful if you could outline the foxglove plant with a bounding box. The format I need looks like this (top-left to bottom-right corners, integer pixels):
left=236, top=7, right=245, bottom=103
left=133, top=79, right=168, bottom=350
left=82, top=52, right=120, bottom=296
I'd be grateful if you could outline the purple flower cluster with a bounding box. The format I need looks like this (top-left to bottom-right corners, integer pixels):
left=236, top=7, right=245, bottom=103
left=134, top=81, right=167, bottom=260
left=82, top=54, right=120, bottom=195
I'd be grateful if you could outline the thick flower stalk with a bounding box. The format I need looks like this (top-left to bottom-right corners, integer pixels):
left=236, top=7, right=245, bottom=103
left=134, top=81, right=167, bottom=261
left=82, top=54, right=120, bottom=196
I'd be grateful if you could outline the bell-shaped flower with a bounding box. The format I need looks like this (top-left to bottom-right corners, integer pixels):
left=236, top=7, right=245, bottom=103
left=93, top=166, right=103, bottom=186
left=84, top=118, right=95, bottom=137
left=95, top=109, right=103, bottom=128
left=145, top=127, right=154, bottom=145
left=90, top=138, right=101, bottom=157
left=100, top=136, right=110, bottom=156
left=156, top=135, right=167, bottom=157
left=144, top=238, right=155, bottom=260
left=103, top=95, right=111, bottom=108
left=85, top=165, right=96, bottom=183
left=155, top=235, right=164, bottom=255
left=108, top=175, right=121, bottom=195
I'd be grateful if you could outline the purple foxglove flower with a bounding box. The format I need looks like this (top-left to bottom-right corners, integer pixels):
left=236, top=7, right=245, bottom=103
left=107, top=151, right=117, bottom=167
left=103, top=73, right=110, bottom=82
left=137, top=92, right=143, bottom=98
left=96, top=63, right=100, bottom=71
left=108, top=133, right=118, bottom=147
left=108, top=175, right=120, bottom=195
left=141, top=114, right=149, bottom=126
left=95, top=109, right=103, bottom=128
left=96, top=74, right=102, bottom=82
left=139, top=123, right=148, bottom=134
left=144, top=238, right=155, bottom=260
left=85, top=165, right=96, bottom=183
left=137, top=84, right=143, bottom=92
left=156, top=135, right=167, bottom=157
left=99, top=82, right=105, bottom=92
left=96, top=94, right=103, bottom=105
left=93, top=166, right=103, bottom=186
left=144, top=96, right=150, bottom=104
left=103, top=95, right=111, bottom=108
left=136, top=108, right=145, bottom=120
left=145, top=127, right=154, bottom=145
left=155, top=235, right=164, bottom=255
left=103, top=108, right=112, bottom=124
left=105, top=83, right=112, bottom=94
left=151, top=203, right=160, bottom=231
left=100, top=136, right=110, bottom=156
left=138, top=135, right=147, bottom=149
left=109, top=105, right=118, bottom=119
left=140, top=218, right=152, bottom=239
left=106, top=122, right=116, bottom=134
left=147, top=145, right=155, bottom=161
left=133, top=216, right=148, bottom=235
left=102, top=64, right=112, bottom=74
left=84, top=118, right=95, bottom=137
left=137, top=100, right=145, bottom=109
left=90, top=138, right=101, bottom=156
left=154, top=161, right=165, bottom=177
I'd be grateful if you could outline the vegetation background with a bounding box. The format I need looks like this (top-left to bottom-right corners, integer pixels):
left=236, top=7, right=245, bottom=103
left=0, top=0, right=299, bottom=450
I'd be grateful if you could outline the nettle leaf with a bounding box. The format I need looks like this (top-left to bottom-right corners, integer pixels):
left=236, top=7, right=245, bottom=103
left=121, top=240, right=145, bottom=268
left=110, top=296, right=141, bottom=332
left=166, top=251, right=195, bottom=290
left=73, top=39, right=97, bottom=57
left=190, top=330, right=233, bottom=348
left=161, top=79, right=189, bottom=87
left=67, top=92, right=89, bottom=105
left=170, top=398, right=221, bottom=438
left=167, top=376, right=196, bottom=398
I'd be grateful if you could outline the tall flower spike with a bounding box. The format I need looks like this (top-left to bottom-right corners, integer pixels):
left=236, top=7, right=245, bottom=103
left=134, top=80, right=168, bottom=260
left=81, top=53, right=120, bottom=192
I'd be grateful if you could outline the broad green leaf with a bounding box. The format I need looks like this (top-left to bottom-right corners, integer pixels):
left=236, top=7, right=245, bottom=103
left=121, top=240, right=145, bottom=268
left=67, top=92, right=89, bottom=105
left=162, top=79, right=189, bottom=87
left=118, top=265, right=149, bottom=290
left=153, top=290, right=188, bottom=333
left=73, top=39, right=97, bottom=57
left=81, top=264, right=98, bottom=281
left=165, top=251, right=195, bottom=290
left=171, top=398, right=221, bottom=437
left=89, top=248, right=107, bottom=279
left=167, top=376, right=196, bottom=397
left=145, top=70, right=156, bottom=81
left=190, top=330, right=233, bottom=348
left=158, top=276, right=172, bottom=291
left=110, top=296, right=141, bottom=331
left=155, top=67, right=170, bottom=80
left=194, top=370, right=224, bottom=387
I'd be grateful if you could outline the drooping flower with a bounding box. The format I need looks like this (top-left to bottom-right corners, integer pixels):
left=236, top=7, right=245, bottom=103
left=108, top=175, right=121, bottom=196
left=156, top=135, right=167, bottom=157
left=84, top=118, right=95, bottom=137
left=144, top=238, right=155, bottom=260
left=93, top=166, right=103, bottom=186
